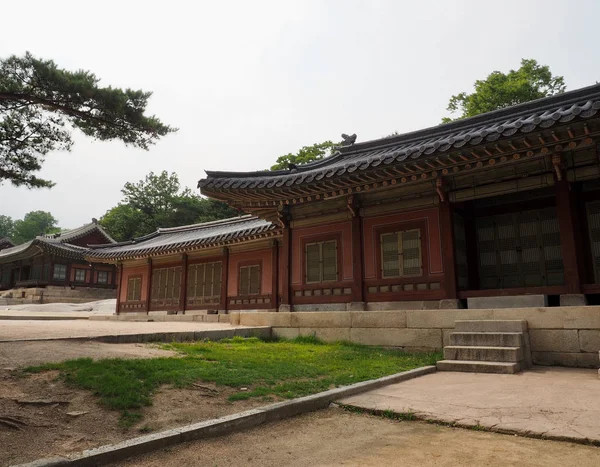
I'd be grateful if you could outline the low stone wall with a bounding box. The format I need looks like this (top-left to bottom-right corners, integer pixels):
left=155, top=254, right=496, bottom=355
left=229, top=307, right=600, bottom=368
left=1, top=286, right=116, bottom=305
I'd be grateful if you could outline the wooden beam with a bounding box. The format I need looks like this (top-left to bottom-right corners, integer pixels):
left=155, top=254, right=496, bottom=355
left=555, top=178, right=583, bottom=295
left=115, top=263, right=123, bottom=314
left=221, top=247, right=229, bottom=312
left=438, top=184, right=457, bottom=299
left=271, top=239, right=279, bottom=311
left=179, top=253, right=188, bottom=313
left=280, top=223, right=291, bottom=308
left=145, top=258, right=152, bottom=313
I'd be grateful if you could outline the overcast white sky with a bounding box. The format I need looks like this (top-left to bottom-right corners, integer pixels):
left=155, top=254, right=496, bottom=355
left=1, top=0, right=599, bottom=228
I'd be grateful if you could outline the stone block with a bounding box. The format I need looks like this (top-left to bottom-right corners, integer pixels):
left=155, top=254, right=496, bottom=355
left=532, top=351, right=599, bottom=368
left=292, top=304, right=347, bottom=312
left=273, top=327, right=300, bottom=340
left=366, top=301, right=425, bottom=311
left=455, top=320, right=527, bottom=332
left=560, top=294, right=588, bottom=307
left=229, top=312, right=241, bottom=326
left=350, top=328, right=442, bottom=349
left=204, top=314, right=219, bottom=323
left=350, top=311, right=406, bottom=329
left=184, top=309, right=208, bottom=316
left=298, top=327, right=351, bottom=342
left=562, top=307, right=600, bottom=330
left=468, top=295, right=547, bottom=309
left=406, top=309, right=493, bottom=329
left=529, top=329, right=579, bottom=353
left=492, top=307, right=564, bottom=329
left=239, top=312, right=291, bottom=327
left=347, top=302, right=366, bottom=311
left=579, top=330, right=600, bottom=353
left=439, top=299, right=463, bottom=309
left=442, top=329, right=453, bottom=347
left=291, top=312, right=351, bottom=328
left=218, top=314, right=230, bottom=323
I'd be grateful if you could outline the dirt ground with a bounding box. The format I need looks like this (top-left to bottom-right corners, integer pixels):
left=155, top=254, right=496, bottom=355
left=119, top=407, right=600, bottom=467
left=0, top=341, right=176, bottom=368
left=0, top=367, right=270, bottom=466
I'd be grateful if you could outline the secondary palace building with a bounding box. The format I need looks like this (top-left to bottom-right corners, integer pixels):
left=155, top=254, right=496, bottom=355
left=87, top=84, right=600, bottom=315
left=0, top=220, right=117, bottom=304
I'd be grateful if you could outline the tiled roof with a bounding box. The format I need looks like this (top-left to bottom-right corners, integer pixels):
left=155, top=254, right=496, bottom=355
left=0, top=238, right=14, bottom=251
left=86, top=216, right=278, bottom=261
left=0, top=237, right=88, bottom=262
left=0, top=221, right=115, bottom=263
left=41, top=220, right=115, bottom=244
left=198, top=83, right=600, bottom=191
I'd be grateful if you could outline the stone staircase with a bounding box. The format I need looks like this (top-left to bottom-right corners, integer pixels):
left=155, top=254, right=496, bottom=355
left=437, top=320, right=532, bottom=374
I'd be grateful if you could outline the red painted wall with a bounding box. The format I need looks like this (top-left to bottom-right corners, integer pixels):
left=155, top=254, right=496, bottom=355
left=69, top=231, right=111, bottom=247
left=362, top=207, right=444, bottom=279
left=291, top=221, right=353, bottom=285
left=119, top=265, right=148, bottom=303
left=227, top=248, right=273, bottom=296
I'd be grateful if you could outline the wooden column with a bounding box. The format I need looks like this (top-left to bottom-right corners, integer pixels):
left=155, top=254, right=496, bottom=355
left=179, top=253, right=188, bottom=313
left=145, top=258, right=152, bottom=313
left=280, top=224, right=291, bottom=308
left=271, top=239, right=279, bottom=311
left=438, top=186, right=458, bottom=299
left=555, top=178, right=582, bottom=294
left=220, top=247, right=229, bottom=312
left=351, top=212, right=364, bottom=304
left=115, top=263, right=123, bottom=314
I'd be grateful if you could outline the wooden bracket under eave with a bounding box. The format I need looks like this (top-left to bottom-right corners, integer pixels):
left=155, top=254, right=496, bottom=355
left=346, top=195, right=357, bottom=217
left=552, top=153, right=563, bottom=181
left=435, top=178, right=446, bottom=202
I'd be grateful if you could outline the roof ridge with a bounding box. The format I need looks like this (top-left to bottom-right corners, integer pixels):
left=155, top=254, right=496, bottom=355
left=156, top=215, right=258, bottom=233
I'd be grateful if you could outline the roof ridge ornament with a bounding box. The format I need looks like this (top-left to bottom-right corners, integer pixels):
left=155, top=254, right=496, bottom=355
left=341, top=133, right=357, bottom=146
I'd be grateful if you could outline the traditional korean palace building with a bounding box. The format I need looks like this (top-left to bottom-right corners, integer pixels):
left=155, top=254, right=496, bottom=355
left=0, top=221, right=117, bottom=304
left=87, top=84, right=600, bottom=315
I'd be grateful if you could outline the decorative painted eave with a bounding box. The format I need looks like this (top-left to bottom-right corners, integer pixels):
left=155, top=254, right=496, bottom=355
left=198, top=83, right=600, bottom=210
left=85, top=215, right=281, bottom=262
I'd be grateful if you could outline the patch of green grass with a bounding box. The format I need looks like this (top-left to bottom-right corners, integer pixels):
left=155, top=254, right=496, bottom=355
left=25, top=337, right=440, bottom=427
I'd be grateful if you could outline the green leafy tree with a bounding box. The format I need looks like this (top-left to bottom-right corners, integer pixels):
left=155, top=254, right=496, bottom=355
left=0, top=214, right=14, bottom=239
left=0, top=52, right=176, bottom=188
left=270, top=141, right=336, bottom=170
left=101, top=171, right=239, bottom=241
left=11, top=210, right=59, bottom=244
left=442, top=59, right=566, bottom=123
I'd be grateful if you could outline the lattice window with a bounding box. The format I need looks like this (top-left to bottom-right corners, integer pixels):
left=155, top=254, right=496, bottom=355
left=475, top=207, right=563, bottom=289
left=97, top=271, right=109, bottom=284
left=587, top=201, right=600, bottom=283
left=453, top=213, right=469, bottom=290
left=74, top=269, right=86, bottom=282
left=126, top=276, right=142, bottom=302
left=380, top=229, right=423, bottom=278
left=53, top=264, right=67, bottom=281
left=305, top=240, right=338, bottom=283
left=151, top=267, right=182, bottom=306
left=239, top=264, right=260, bottom=295
left=187, top=261, right=222, bottom=305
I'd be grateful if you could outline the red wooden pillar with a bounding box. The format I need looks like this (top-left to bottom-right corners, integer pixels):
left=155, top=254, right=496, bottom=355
left=280, top=224, right=291, bottom=309
left=115, top=263, right=123, bottom=315
left=351, top=214, right=364, bottom=304
left=179, top=253, right=188, bottom=313
left=271, top=239, right=279, bottom=311
left=145, top=258, right=152, bottom=313
left=220, top=247, right=229, bottom=312
left=439, top=193, right=458, bottom=299
left=555, top=178, right=582, bottom=294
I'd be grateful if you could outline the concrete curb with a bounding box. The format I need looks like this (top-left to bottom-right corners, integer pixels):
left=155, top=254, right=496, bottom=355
left=0, top=315, right=90, bottom=321
left=337, top=404, right=600, bottom=447
left=0, top=327, right=272, bottom=344
left=12, top=366, right=436, bottom=467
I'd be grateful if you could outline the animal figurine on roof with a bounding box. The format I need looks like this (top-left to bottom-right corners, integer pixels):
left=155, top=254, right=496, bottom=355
left=341, top=133, right=357, bottom=146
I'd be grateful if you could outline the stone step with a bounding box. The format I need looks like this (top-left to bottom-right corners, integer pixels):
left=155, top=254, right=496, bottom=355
left=449, top=332, right=523, bottom=347
left=436, top=360, right=521, bottom=374
left=443, top=345, right=523, bottom=362
left=454, top=320, right=528, bottom=333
